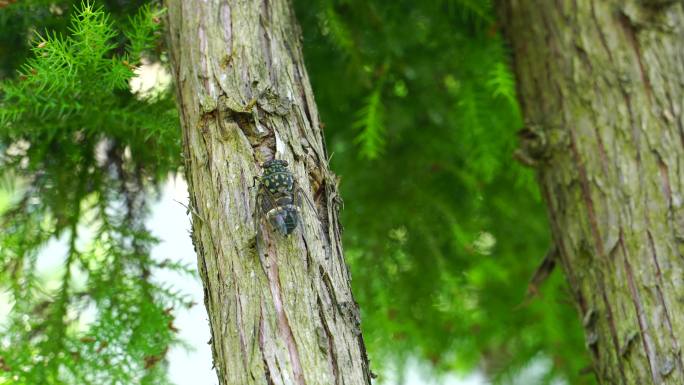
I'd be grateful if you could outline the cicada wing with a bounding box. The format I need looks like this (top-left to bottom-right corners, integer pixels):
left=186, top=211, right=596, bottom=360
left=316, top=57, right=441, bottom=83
left=293, top=181, right=317, bottom=213
left=255, top=188, right=278, bottom=257
left=293, top=181, right=332, bottom=259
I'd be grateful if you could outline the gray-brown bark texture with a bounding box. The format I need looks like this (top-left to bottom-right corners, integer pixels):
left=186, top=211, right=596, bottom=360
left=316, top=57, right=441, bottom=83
left=164, top=1, right=372, bottom=384
left=499, top=1, right=684, bottom=384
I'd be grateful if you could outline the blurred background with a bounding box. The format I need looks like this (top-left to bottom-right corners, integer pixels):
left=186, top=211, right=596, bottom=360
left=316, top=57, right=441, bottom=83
left=0, top=0, right=592, bottom=384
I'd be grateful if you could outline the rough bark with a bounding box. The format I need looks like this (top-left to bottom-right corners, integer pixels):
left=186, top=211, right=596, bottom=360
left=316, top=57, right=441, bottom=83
left=499, top=1, right=684, bottom=384
left=164, top=1, right=372, bottom=384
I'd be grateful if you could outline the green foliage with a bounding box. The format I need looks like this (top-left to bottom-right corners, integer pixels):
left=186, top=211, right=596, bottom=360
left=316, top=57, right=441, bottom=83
left=319, top=1, right=355, bottom=56
left=0, top=1, right=183, bottom=384
left=446, top=0, right=492, bottom=24
left=354, top=81, right=385, bottom=159
left=487, top=62, right=518, bottom=108
left=124, top=4, right=165, bottom=60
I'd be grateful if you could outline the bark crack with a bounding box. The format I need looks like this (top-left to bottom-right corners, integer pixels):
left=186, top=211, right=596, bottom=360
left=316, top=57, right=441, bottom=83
left=259, top=308, right=276, bottom=385
left=647, top=230, right=684, bottom=377
left=262, top=249, right=306, bottom=385
left=235, top=277, right=250, bottom=372
left=621, top=234, right=660, bottom=383
left=568, top=120, right=628, bottom=383
left=618, top=11, right=654, bottom=102
left=318, top=297, right=340, bottom=385
left=590, top=1, right=615, bottom=64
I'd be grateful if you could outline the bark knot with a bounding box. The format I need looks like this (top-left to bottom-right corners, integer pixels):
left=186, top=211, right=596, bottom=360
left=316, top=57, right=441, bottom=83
left=514, top=124, right=550, bottom=167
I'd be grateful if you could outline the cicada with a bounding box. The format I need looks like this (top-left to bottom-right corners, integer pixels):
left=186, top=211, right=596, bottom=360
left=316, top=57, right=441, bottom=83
left=254, top=159, right=314, bottom=254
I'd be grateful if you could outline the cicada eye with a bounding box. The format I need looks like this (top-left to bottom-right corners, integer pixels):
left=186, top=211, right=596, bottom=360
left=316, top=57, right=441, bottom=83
left=282, top=160, right=289, bottom=167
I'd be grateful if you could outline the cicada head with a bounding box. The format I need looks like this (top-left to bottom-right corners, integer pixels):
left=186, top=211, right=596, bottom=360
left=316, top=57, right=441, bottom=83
left=262, top=159, right=289, bottom=173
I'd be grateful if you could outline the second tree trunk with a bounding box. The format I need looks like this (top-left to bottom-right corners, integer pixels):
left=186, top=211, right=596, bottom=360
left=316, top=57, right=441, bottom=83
left=500, top=1, right=684, bottom=384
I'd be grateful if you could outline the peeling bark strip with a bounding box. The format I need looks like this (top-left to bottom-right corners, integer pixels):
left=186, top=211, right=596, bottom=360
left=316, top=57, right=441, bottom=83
left=165, top=1, right=372, bottom=384
left=499, top=1, right=684, bottom=384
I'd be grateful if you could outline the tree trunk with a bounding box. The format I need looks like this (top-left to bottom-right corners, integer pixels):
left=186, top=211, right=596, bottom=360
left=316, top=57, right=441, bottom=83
left=164, top=1, right=372, bottom=384
left=498, top=1, right=684, bottom=384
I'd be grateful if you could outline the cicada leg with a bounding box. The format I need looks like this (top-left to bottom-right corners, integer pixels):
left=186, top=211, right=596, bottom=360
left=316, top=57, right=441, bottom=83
left=254, top=192, right=264, bottom=259
left=249, top=176, right=261, bottom=194
left=251, top=175, right=264, bottom=257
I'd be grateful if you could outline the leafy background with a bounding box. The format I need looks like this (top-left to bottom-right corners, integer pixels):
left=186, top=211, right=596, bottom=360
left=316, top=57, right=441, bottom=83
left=0, top=0, right=593, bottom=384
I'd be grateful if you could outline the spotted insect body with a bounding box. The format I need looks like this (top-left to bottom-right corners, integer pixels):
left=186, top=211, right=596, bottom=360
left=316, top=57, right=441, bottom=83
left=255, top=159, right=301, bottom=236
left=253, top=160, right=323, bottom=259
